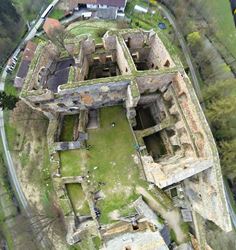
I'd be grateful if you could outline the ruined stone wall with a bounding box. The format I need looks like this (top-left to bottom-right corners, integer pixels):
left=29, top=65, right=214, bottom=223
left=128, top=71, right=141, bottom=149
left=122, top=32, right=146, bottom=49
left=77, top=56, right=89, bottom=81
left=172, top=73, right=232, bottom=232
left=103, top=33, right=117, bottom=50
left=184, top=169, right=231, bottom=232
left=37, top=80, right=130, bottom=113
left=129, top=47, right=151, bottom=62
left=136, top=72, right=176, bottom=94
left=116, top=37, right=133, bottom=75
left=147, top=34, right=175, bottom=70
left=25, top=89, right=55, bottom=104
left=82, top=38, right=96, bottom=55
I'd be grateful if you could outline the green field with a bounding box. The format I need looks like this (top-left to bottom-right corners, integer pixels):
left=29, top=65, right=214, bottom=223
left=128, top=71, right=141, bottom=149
left=67, top=20, right=119, bottom=43
left=204, top=0, right=236, bottom=57
left=49, top=8, right=65, bottom=20
left=87, top=106, right=141, bottom=224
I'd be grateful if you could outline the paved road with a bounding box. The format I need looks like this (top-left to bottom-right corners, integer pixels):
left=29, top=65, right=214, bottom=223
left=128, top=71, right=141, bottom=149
left=157, top=2, right=236, bottom=229
left=157, top=4, right=203, bottom=103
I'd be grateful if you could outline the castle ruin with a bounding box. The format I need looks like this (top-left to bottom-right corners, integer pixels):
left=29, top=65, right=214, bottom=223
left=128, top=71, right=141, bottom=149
left=20, top=28, right=232, bottom=248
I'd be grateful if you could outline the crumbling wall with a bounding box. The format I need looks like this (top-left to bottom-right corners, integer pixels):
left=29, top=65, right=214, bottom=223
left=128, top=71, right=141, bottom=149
left=78, top=56, right=89, bottom=81
left=39, top=80, right=130, bottom=113
left=184, top=169, right=232, bottom=232
left=147, top=34, right=175, bottom=69
left=136, top=72, right=175, bottom=94
left=116, top=37, right=133, bottom=75
left=122, top=31, right=146, bottom=49
left=103, top=32, right=117, bottom=50
left=82, top=38, right=96, bottom=55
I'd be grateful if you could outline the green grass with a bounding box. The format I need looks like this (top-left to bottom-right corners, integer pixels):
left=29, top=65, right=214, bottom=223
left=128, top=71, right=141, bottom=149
left=203, top=0, right=236, bottom=57
left=4, top=75, right=19, bottom=97
left=170, top=228, right=177, bottom=243
left=49, top=8, right=65, bottom=20
left=68, top=20, right=119, bottom=43
left=66, top=183, right=90, bottom=215
left=0, top=139, right=15, bottom=250
left=59, top=149, right=84, bottom=176
left=93, top=236, right=101, bottom=249
left=3, top=111, right=18, bottom=151
left=60, top=115, right=77, bottom=141
left=87, top=106, right=141, bottom=224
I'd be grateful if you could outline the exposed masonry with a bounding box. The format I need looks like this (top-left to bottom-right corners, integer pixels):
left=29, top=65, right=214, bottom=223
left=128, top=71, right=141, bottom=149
left=20, top=28, right=232, bottom=245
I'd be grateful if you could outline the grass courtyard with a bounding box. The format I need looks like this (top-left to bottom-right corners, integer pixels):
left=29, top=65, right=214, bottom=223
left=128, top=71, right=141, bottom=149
left=59, top=106, right=143, bottom=224
left=59, top=149, right=84, bottom=177
left=87, top=106, right=141, bottom=224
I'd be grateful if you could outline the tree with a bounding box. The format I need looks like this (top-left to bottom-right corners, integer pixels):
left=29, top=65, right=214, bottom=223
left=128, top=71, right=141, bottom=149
left=49, top=26, right=74, bottom=53
left=187, top=31, right=202, bottom=47
left=219, top=139, right=236, bottom=178
left=0, top=92, right=19, bottom=110
left=202, top=79, right=236, bottom=103
left=205, top=96, right=236, bottom=123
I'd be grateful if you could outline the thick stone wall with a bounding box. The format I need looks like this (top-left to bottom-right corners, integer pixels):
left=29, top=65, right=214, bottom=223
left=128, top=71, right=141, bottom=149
left=116, top=37, right=133, bottom=75
left=36, top=80, right=130, bottom=113
left=122, top=31, right=147, bottom=49
left=136, top=72, right=176, bottom=94
left=147, top=34, right=175, bottom=70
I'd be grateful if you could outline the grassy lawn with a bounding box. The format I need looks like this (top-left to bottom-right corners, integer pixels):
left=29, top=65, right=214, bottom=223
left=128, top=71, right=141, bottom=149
left=0, top=140, right=14, bottom=250
left=60, top=115, right=77, bottom=141
left=67, top=20, right=119, bottom=43
left=4, top=75, right=19, bottom=97
left=49, top=8, right=65, bottom=20
left=204, top=0, right=236, bottom=57
left=59, top=149, right=85, bottom=176
left=66, top=183, right=90, bottom=215
left=3, top=111, right=18, bottom=151
left=87, top=106, right=141, bottom=224
left=125, top=0, right=169, bottom=30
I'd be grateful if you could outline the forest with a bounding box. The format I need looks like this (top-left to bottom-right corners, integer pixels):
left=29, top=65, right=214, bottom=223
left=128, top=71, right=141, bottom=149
left=0, top=0, right=24, bottom=66
left=0, top=0, right=50, bottom=67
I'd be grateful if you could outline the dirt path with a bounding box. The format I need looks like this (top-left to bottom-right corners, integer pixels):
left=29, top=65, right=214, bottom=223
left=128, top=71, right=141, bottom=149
left=136, top=186, right=186, bottom=243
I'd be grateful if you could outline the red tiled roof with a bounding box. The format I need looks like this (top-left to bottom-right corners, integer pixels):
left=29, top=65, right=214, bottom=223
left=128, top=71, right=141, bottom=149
left=43, top=18, right=62, bottom=35
left=22, top=41, right=37, bottom=62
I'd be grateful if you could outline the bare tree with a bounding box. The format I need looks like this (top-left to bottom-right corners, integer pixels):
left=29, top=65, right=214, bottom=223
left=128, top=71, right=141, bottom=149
left=49, top=26, right=73, bottom=53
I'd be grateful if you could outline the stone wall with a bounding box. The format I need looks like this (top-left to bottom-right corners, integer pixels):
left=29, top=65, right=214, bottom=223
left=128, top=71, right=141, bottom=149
left=136, top=72, right=176, bottom=94
left=33, top=80, right=130, bottom=113
left=147, top=33, right=175, bottom=70
left=116, top=37, right=133, bottom=75
left=122, top=31, right=147, bottom=49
